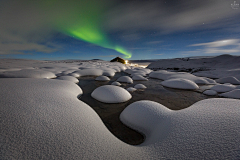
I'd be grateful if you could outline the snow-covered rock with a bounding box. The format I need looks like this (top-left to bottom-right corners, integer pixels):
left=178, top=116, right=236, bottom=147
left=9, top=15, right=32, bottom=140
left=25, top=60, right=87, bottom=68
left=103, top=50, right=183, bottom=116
left=219, top=89, right=240, bottom=99
left=56, top=76, right=79, bottom=83
left=216, top=76, right=240, bottom=85
left=120, top=101, right=172, bottom=137
left=127, top=87, right=137, bottom=92
left=120, top=98, right=240, bottom=159
left=132, top=75, right=148, bottom=81
left=0, top=69, right=56, bottom=79
left=161, top=78, right=199, bottom=90
left=111, top=81, right=121, bottom=86
left=210, top=84, right=236, bottom=93
left=68, top=73, right=80, bottom=77
left=91, top=85, right=132, bottom=103
left=134, top=84, right=147, bottom=89
left=203, top=90, right=218, bottom=96
left=117, top=76, right=133, bottom=84
left=95, top=76, right=110, bottom=81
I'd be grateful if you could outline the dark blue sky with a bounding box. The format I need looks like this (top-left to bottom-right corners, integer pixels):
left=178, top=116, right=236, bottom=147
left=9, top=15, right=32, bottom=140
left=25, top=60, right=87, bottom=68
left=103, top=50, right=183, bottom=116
left=0, top=0, right=240, bottom=60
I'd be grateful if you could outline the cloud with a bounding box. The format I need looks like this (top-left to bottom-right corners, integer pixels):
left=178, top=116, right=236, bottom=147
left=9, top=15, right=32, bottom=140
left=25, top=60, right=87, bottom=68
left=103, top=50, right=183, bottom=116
left=190, top=39, right=240, bottom=47
left=98, top=55, right=119, bottom=58
left=0, top=0, right=110, bottom=55
left=189, top=39, right=240, bottom=54
left=104, top=0, right=240, bottom=33
left=146, top=41, right=163, bottom=45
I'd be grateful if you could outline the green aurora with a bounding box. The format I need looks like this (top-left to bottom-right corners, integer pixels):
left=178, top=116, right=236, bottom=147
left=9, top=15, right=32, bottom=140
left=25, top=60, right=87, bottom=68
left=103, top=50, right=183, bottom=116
left=43, top=0, right=132, bottom=59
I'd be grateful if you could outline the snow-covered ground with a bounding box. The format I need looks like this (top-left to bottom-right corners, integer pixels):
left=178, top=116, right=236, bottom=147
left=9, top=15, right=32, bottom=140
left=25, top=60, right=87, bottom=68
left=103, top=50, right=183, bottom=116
left=1, top=56, right=240, bottom=159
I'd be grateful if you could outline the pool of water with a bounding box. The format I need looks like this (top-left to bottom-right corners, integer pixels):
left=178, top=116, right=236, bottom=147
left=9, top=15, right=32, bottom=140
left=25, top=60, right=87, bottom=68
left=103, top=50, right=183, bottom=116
left=77, top=72, right=217, bottom=145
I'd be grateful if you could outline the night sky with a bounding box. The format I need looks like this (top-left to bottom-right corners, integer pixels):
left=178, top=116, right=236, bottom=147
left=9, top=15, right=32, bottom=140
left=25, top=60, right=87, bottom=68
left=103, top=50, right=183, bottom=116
left=0, top=0, right=240, bottom=60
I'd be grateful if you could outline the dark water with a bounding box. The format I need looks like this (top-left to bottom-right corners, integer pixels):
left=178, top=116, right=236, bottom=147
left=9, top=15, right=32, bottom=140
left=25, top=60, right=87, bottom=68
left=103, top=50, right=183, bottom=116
left=77, top=72, right=217, bottom=145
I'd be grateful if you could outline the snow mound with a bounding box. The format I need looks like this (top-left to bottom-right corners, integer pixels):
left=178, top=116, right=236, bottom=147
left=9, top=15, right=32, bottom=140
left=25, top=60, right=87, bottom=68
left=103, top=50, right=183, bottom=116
left=134, top=84, right=147, bottom=89
left=56, top=76, right=79, bottom=83
left=149, top=70, right=212, bottom=84
left=132, top=75, right=148, bottom=81
left=95, top=76, right=110, bottom=81
left=121, top=98, right=240, bottom=159
left=219, top=89, right=240, bottom=99
left=68, top=73, right=80, bottom=77
left=210, top=84, right=236, bottom=93
left=117, top=76, right=133, bottom=84
left=127, top=87, right=137, bottom=92
left=74, top=69, right=103, bottom=77
left=111, top=81, right=121, bottom=86
left=102, top=70, right=115, bottom=77
left=203, top=90, right=217, bottom=96
left=120, top=100, right=171, bottom=136
left=91, top=85, right=132, bottom=103
left=124, top=69, right=133, bottom=74
left=161, top=78, right=199, bottom=90
left=0, top=69, right=56, bottom=79
left=216, top=76, right=240, bottom=85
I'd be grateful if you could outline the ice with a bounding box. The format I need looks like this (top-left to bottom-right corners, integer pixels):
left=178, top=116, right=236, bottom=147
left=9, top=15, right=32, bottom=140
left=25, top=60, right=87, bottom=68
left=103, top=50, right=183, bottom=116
left=95, top=76, right=110, bottom=81
left=161, top=78, right=199, bottom=90
left=56, top=76, right=79, bottom=83
left=203, top=89, right=218, bottom=96
left=216, top=76, right=240, bottom=85
left=134, top=84, right=147, bottom=89
left=219, top=89, right=240, bottom=99
left=117, top=76, right=133, bottom=84
left=91, top=85, right=132, bottom=103
left=210, top=84, right=236, bottom=93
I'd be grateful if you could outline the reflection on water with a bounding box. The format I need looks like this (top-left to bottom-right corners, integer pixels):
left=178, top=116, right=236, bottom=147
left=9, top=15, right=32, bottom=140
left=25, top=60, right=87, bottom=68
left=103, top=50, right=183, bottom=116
left=77, top=72, right=216, bottom=145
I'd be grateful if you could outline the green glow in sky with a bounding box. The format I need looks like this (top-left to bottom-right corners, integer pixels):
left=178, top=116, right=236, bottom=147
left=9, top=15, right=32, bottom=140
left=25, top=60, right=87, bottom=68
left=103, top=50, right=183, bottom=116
left=44, top=0, right=132, bottom=59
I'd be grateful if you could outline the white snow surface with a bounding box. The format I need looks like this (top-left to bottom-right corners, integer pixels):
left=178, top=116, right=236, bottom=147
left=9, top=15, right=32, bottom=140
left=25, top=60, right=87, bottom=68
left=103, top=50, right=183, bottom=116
left=56, top=76, right=79, bottom=83
left=111, top=81, right=121, bottom=86
left=120, top=99, right=240, bottom=159
left=216, top=76, right=240, bottom=85
left=74, top=69, right=103, bottom=77
left=219, top=89, right=240, bottom=99
left=134, top=84, right=147, bottom=89
left=117, top=76, right=133, bottom=84
left=91, top=85, right=132, bottom=103
left=1, top=59, right=240, bottom=159
left=148, top=54, right=240, bottom=79
left=149, top=70, right=214, bottom=84
left=95, top=76, right=110, bottom=81
left=161, top=78, right=199, bottom=90
left=203, top=90, right=218, bottom=96
left=132, top=75, right=148, bottom=81
left=210, top=84, right=236, bottom=93
left=0, top=69, right=56, bottom=78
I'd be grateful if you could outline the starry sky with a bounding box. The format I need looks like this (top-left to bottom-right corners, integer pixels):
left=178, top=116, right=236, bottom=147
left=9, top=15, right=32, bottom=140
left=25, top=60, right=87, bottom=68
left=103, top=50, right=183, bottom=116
left=0, top=0, right=240, bottom=60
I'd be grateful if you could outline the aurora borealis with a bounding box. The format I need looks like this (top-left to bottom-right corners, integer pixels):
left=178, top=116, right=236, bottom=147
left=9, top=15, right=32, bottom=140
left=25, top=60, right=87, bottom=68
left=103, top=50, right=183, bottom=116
left=0, top=0, right=240, bottom=60
left=51, top=0, right=132, bottom=58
